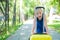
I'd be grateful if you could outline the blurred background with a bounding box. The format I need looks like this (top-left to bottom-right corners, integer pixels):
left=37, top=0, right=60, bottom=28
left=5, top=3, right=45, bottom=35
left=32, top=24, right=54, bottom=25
left=0, top=0, right=60, bottom=40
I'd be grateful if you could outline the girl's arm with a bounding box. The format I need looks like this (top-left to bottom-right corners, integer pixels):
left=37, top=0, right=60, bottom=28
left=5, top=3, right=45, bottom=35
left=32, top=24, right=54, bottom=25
left=44, top=15, right=48, bottom=34
left=31, top=17, right=36, bottom=34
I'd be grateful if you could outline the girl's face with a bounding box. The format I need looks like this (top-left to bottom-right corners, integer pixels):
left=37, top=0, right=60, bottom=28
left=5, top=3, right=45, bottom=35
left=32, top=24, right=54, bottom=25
left=37, top=9, right=43, bottom=20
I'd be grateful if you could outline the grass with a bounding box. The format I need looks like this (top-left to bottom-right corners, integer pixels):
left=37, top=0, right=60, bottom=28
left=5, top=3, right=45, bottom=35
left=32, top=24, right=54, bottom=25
left=48, top=24, right=60, bottom=29
left=48, top=20, right=60, bottom=33
left=0, top=22, right=23, bottom=40
left=53, top=20, right=60, bottom=23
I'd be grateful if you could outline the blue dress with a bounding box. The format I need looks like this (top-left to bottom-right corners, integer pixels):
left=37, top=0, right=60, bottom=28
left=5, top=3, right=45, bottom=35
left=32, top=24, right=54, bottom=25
left=36, top=16, right=46, bottom=34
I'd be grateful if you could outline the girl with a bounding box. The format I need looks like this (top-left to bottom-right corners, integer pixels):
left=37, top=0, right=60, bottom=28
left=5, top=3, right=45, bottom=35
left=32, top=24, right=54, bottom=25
left=31, top=7, right=48, bottom=34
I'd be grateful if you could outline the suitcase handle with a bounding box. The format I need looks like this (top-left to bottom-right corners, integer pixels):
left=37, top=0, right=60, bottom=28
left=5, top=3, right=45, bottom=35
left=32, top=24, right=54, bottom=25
left=35, top=6, right=45, bottom=9
left=33, top=33, right=47, bottom=35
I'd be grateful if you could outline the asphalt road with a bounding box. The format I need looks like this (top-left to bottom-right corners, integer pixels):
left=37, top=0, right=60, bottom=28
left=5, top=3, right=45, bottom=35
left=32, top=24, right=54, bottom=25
left=6, top=19, right=60, bottom=40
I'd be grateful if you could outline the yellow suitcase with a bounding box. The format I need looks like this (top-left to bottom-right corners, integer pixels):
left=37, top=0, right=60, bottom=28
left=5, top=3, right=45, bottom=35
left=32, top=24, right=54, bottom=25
left=30, top=34, right=52, bottom=40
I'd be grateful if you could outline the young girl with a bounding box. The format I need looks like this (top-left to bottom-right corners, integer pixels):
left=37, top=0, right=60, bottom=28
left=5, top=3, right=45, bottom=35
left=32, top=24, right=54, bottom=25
left=31, top=7, right=48, bottom=34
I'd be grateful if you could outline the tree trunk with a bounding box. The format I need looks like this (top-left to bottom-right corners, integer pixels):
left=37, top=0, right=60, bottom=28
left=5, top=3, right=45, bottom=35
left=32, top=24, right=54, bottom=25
left=12, top=0, right=16, bottom=25
left=5, top=0, right=9, bottom=32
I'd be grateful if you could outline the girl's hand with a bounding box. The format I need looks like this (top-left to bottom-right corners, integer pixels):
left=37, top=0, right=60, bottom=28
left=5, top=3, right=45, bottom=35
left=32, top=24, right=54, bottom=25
left=46, top=32, right=49, bottom=34
left=31, top=32, right=34, bottom=35
left=43, top=32, right=48, bottom=34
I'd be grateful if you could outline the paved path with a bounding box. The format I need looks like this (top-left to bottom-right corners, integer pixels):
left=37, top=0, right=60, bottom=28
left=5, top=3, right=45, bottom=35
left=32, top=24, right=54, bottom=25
left=6, top=19, right=60, bottom=40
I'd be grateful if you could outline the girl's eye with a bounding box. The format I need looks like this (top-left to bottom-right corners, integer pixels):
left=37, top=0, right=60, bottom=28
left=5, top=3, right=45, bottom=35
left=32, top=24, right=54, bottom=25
left=39, top=12, right=41, bottom=14
left=37, top=13, right=39, bottom=15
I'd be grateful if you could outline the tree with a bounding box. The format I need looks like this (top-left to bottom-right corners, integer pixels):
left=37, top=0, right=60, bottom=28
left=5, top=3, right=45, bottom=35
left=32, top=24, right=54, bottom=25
left=12, top=0, right=16, bottom=25
left=5, top=0, right=9, bottom=33
left=49, top=0, right=60, bottom=14
left=23, top=0, right=40, bottom=19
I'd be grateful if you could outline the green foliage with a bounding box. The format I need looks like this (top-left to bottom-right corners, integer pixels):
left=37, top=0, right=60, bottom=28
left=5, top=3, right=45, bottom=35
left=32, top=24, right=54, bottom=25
left=0, top=22, right=22, bottom=40
left=47, top=0, right=60, bottom=14
left=23, top=0, right=40, bottom=17
left=0, top=0, right=22, bottom=40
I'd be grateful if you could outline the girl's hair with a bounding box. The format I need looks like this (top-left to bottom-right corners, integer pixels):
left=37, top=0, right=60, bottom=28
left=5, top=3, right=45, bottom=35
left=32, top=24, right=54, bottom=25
left=34, top=7, right=43, bottom=17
